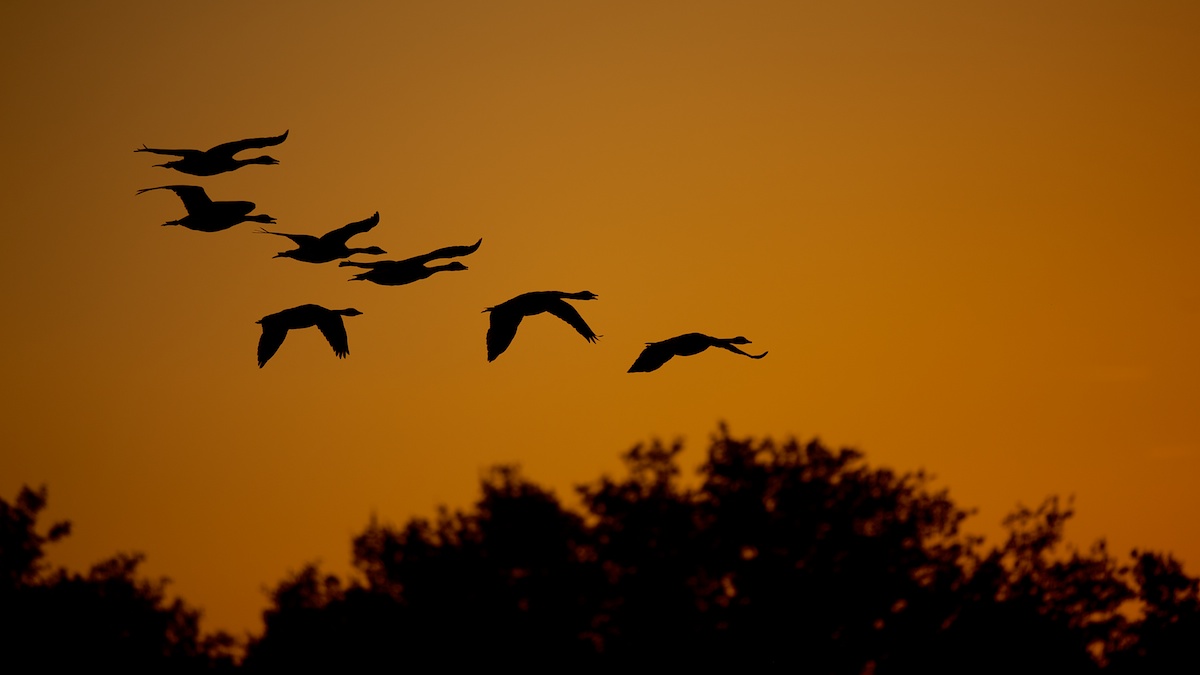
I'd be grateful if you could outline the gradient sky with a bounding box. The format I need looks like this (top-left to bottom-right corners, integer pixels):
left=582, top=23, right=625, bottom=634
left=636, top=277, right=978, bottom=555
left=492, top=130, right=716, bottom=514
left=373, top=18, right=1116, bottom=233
left=2, top=1, right=1198, bottom=637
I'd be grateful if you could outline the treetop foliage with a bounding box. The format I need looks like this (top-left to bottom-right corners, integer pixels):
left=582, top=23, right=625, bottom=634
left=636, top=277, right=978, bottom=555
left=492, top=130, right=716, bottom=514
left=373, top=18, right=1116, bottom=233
left=4, top=427, right=1197, bottom=671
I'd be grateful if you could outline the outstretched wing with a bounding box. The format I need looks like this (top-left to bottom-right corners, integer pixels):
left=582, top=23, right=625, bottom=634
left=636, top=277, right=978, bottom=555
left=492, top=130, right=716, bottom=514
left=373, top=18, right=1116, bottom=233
left=627, top=342, right=675, bottom=373
left=316, top=316, right=351, bottom=359
left=136, top=185, right=212, bottom=212
left=717, top=343, right=768, bottom=360
left=257, top=324, right=289, bottom=368
left=208, top=130, right=290, bottom=156
left=403, top=238, right=482, bottom=265
left=546, top=300, right=599, bottom=343
left=486, top=309, right=524, bottom=361
left=135, top=145, right=200, bottom=158
left=339, top=259, right=390, bottom=270
left=256, top=228, right=318, bottom=246
left=321, top=211, right=380, bottom=246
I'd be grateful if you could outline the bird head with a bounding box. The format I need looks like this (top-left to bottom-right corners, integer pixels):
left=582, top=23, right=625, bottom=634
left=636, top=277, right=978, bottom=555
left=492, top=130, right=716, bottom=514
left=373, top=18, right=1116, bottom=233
left=361, top=246, right=387, bottom=256
left=444, top=262, right=468, bottom=272
left=246, top=155, right=280, bottom=166
left=248, top=214, right=277, bottom=224
left=729, top=336, right=752, bottom=344
left=339, top=308, right=364, bottom=317
left=573, top=291, right=598, bottom=300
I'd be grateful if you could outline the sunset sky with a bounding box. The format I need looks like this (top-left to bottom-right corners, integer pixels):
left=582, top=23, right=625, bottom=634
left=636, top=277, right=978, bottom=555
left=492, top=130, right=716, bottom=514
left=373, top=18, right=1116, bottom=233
left=2, top=1, right=1198, bottom=637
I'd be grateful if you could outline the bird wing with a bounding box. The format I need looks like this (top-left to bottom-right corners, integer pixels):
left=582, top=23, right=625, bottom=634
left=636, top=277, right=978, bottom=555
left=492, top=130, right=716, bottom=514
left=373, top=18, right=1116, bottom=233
left=545, top=300, right=599, bottom=343
left=135, top=145, right=200, bottom=158
left=208, top=130, right=290, bottom=156
left=486, top=309, right=524, bottom=361
left=257, top=324, right=289, bottom=368
left=627, top=342, right=675, bottom=372
left=717, top=343, right=768, bottom=359
left=321, top=211, right=380, bottom=246
left=256, top=228, right=318, bottom=246
left=316, top=316, right=351, bottom=358
left=403, top=238, right=482, bottom=265
left=136, top=185, right=212, bottom=212
left=339, top=259, right=390, bottom=270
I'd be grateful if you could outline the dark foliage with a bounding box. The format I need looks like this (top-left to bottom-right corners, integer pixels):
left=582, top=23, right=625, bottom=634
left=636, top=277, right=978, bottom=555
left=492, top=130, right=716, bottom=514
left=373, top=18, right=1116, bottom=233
left=6, top=430, right=1197, bottom=671
left=244, top=427, right=1200, bottom=671
left=0, top=485, right=234, bottom=672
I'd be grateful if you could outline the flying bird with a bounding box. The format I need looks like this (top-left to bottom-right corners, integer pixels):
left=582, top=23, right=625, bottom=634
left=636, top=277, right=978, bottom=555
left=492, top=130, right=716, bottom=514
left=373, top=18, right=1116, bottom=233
left=255, top=304, right=363, bottom=368
left=135, top=130, right=289, bottom=176
left=257, top=211, right=386, bottom=263
left=137, top=185, right=275, bottom=232
left=340, top=238, right=481, bottom=286
left=483, top=290, right=599, bottom=362
left=628, top=333, right=768, bottom=373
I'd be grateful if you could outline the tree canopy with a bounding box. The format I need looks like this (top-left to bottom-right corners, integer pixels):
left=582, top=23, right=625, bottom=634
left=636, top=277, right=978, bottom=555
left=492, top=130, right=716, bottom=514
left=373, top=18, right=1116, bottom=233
left=5, top=427, right=1198, bottom=671
left=243, top=427, right=1199, bottom=672
left=0, top=485, right=233, bottom=671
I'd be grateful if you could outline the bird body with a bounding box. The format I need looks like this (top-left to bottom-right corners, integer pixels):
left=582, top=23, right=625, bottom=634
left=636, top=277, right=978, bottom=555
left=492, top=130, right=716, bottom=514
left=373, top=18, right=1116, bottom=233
left=137, top=185, right=274, bottom=232
left=340, top=238, right=481, bottom=286
left=628, top=333, right=767, bottom=372
left=135, top=130, right=288, bottom=176
left=255, top=304, right=362, bottom=368
left=483, top=290, right=599, bottom=361
left=258, top=211, right=385, bottom=263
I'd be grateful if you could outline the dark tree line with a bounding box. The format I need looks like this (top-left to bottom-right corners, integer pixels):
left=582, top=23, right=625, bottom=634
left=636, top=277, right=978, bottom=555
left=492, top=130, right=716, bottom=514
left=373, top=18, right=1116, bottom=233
left=0, top=485, right=235, bottom=671
left=4, top=428, right=1199, bottom=671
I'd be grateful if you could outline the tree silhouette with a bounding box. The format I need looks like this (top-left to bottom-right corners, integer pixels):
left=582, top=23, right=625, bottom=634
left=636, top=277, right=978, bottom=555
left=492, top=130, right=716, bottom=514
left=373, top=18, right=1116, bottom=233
left=243, top=427, right=1200, bottom=671
left=244, top=467, right=599, bottom=670
left=1106, top=550, right=1200, bottom=673
left=10, top=428, right=1198, bottom=670
left=0, top=485, right=234, bottom=671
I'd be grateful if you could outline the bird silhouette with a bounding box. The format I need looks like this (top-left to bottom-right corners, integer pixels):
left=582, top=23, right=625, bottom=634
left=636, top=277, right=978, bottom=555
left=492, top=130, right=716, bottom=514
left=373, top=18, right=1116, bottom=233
left=257, top=212, right=386, bottom=263
left=483, top=290, right=600, bottom=362
left=255, top=304, right=363, bottom=368
left=340, top=238, right=481, bottom=286
left=137, top=185, right=275, bottom=232
left=135, top=130, right=289, bottom=176
left=628, top=333, right=767, bottom=372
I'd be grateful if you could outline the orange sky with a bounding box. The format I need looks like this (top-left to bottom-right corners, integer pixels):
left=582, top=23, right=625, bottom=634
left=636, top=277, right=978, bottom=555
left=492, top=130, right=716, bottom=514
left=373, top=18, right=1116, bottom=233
left=2, top=1, right=1198, bottom=637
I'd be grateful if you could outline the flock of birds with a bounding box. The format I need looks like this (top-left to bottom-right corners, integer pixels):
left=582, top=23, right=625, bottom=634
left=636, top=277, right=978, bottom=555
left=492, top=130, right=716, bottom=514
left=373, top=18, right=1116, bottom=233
left=136, top=131, right=768, bottom=372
